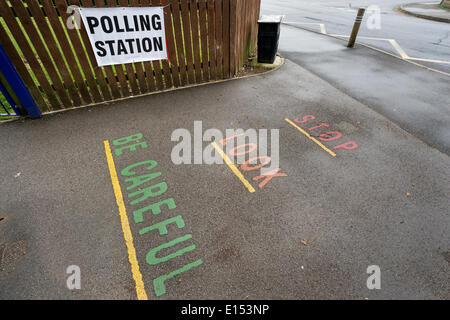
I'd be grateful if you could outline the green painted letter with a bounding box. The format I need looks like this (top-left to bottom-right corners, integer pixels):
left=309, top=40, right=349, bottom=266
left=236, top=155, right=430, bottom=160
left=153, top=259, right=203, bottom=297
left=128, top=182, right=168, bottom=205
left=125, top=172, right=161, bottom=191
left=146, top=234, right=195, bottom=265
left=121, top=160, right=157, bottom=177
left=114, top=142, right=148, bottom=156
left=133, top=198, right=176, bottom=223
left=112, top=133, right=143, bottom=146
left=139, top=215, right=185, bottom=236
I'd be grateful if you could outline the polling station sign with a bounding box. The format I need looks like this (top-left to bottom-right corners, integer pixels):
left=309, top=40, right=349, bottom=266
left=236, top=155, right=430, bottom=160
left=79, top=7, right=168, bottom=67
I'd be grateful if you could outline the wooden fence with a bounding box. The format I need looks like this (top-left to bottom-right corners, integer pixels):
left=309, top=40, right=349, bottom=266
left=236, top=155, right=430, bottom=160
left=0, top=0, right=261, bottom=113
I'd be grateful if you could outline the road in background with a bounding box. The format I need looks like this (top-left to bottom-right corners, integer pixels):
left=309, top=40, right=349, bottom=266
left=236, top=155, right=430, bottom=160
left=275, top=25, right=450, bottom=155
left=261, top=0, right=450, bottom=74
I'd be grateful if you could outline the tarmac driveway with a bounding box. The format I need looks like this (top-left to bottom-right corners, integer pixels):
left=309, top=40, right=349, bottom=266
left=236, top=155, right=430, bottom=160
left=0, top=60, right=449, bottom=299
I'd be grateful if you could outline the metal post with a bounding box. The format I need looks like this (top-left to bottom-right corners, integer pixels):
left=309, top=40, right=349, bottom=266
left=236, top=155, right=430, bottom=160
left=347, top=8, right=366, bottom=48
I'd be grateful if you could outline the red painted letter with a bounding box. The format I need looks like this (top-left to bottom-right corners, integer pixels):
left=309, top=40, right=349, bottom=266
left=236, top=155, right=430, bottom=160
left=229, top=143, right=257, bottom=157
left=308, top=123, right=329, bottom=131
left=240, top=156, right=271, bottom=171
left=252, top=168, right=288, bottom=189
left=333, top=141, right=358, bottom=150
left=294, top=115, right=315, bottom=124
left=319, top=131, right=343, bottom=142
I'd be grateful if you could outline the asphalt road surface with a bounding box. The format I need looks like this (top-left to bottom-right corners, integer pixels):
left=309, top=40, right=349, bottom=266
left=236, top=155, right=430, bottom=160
left=275, top=25, right=450, bottom=155
left=261, top=0, right=450, bottom=74
left=0, top=60, right=449, bottom=299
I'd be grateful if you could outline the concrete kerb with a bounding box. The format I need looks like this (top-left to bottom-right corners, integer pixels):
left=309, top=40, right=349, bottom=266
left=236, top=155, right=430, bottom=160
left=0, top=57, right=285, bottom=124
left=398, top=2, right=450, bottom=23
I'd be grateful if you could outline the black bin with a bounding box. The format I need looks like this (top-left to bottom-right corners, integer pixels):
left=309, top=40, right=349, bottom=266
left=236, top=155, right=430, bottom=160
left=257, top=15, right=283, bottom=64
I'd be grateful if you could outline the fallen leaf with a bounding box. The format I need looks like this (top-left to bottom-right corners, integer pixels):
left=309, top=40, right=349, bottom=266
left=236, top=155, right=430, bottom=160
left=406, top=192, right=411, bottom=197
left=243, top=296, right=249, bottom=300
left=301, top=239, right=307, bottom=245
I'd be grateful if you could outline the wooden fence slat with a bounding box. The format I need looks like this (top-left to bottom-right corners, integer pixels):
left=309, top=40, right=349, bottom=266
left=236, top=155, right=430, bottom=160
left=13, top=0, right=73, bottom=108
left=154, top=59, right=165, bottom=91
left=241, top=0, right=246, bottom=68
left=162, top=0, right=181, bottom=87
left=0, top=0, right=61, bottom=109
left=205, top=0, right=216, bottom=81
left=236, top=0, right=240, bottom=73
left=145, top=0, right=164, bottom=91
left=161, top=57, right=174, bottom=89
left=0, top=23, right=49, bottom=111
left=41, top=0, right=92, bottom=105
left=150, top=59, right=164, bottom=91
left=222, top=0, right=230, bottom=79
left=171, top=0, right=188, bottom=86
left=26, top=1, right=82, bottom=107
left=238, top=2, right=247, bottom=67
left=117, top=0, right=140, bottom=96
left=255, top=0, right=261, bottom=50
left=126, top=0, right=149, bottom=94
left=153, top=59, right=165, bottom=91
left=235, top=0, right=240, bottom=75
left=143, top=60, right=157, bottom=92
left=229, top=0, right=237, bottom=76
left=198, top=0, right=209, bottom=82
left=77, top=0, right=119, bottom=100
left=189, top=0, right=202, bottom=83
left=145, top=0, right=165, bottom=91
left=138, top=0, right=157, bottom=93
left=180, top=0, right=196, bottom=84
left=92, top=0, right=130, bottom=98
left=214, top=0, right=223, bottom=79
left=134, top=1, right=156, bottom=93
left=68, top=0, right=113, bottom=101
left=70, top=0, right=114, bottom=101
left=54, top=0, right=106, bottom=103
left=103, top=0, right=133, bottom=97
left=239, top=0, right=243, bottom=71
left=156, top=0, right=173, bottom=89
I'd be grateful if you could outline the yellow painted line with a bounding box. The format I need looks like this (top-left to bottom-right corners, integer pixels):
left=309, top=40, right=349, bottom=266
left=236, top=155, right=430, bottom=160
left=284, top=118, right=337, bottom=157
left=211, top=142, right=256, bottom=193
left=104, top=140, right=148, bottom=300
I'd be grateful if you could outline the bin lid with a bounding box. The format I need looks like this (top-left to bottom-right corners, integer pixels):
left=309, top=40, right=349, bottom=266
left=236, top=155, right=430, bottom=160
left=258, top=15, right=284, bottom=23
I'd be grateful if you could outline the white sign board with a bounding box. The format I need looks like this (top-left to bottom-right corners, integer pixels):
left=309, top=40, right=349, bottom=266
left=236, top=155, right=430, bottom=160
left=79, top=7, right=168, bottom=67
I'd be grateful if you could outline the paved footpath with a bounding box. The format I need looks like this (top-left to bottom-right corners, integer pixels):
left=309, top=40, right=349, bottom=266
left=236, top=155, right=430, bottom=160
left=0, top=58, right=449, bottom=299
